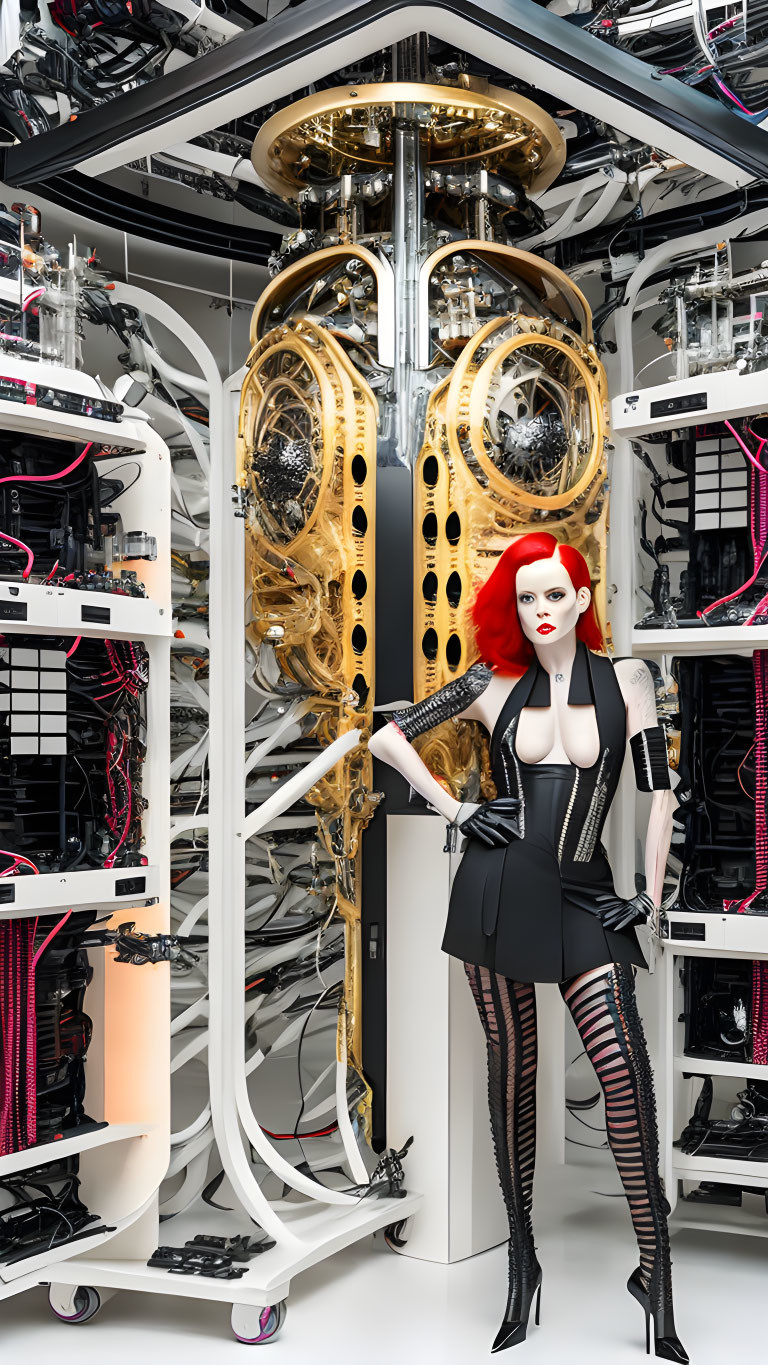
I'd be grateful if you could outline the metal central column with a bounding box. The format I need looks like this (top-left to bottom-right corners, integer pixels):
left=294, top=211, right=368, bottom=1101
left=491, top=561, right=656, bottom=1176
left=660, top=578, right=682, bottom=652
left=392, top=114, right=425, bottom=469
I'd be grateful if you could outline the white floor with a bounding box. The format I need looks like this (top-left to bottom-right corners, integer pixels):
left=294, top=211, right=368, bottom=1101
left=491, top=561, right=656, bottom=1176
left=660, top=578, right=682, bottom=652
left=2, top=1150, right=765, bottom=1364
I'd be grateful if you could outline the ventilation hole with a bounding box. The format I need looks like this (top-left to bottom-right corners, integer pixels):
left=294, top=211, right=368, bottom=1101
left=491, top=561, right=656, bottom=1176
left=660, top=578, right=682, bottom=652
left=351, top=570, right=367, bottom=599
left=351, top=624, right=367, bottom=653
left=446, top=633, right=462, bottom=669
left=422, top=455, right=439, bottom=487
left=352, top=673, right=369, bottom=708
left=422, top=629, right=438, bottom=661
left=446, top=572, right=462, bottom=607
left=422, top=572, right=438, bottom=603
left=422, top=512, right=438, bottom=545
left=351, top=455, right=367, bottom=484
left=352, top=506, right=368, bottom=536
left=445, top=511, right=461, bottom=545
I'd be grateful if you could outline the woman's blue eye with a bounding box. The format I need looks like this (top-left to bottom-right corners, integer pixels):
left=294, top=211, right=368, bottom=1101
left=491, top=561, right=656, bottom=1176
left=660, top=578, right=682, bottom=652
left=547, top=591, right=565, bottom=601
left=518, top=593, right=534, bottom=604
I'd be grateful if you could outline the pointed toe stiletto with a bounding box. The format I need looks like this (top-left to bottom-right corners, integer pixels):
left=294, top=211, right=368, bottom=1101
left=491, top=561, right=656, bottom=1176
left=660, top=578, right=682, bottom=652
left=627, top=1268, right=689, bottom=1363
left=491, top=1263, right=542, bottom=1353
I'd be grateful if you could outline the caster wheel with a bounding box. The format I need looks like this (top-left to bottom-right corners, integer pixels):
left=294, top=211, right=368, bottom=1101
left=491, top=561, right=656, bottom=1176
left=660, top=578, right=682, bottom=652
left=383, top=1217, right=410, bottom=1250
left=231, top=1301, right=287, bottom=1344
left=48, top=1285, right=101, bottom=1323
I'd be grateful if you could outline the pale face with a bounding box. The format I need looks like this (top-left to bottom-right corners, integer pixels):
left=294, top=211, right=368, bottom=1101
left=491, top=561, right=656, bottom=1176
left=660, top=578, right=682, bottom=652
left=515, top=553, right=591, bottom=647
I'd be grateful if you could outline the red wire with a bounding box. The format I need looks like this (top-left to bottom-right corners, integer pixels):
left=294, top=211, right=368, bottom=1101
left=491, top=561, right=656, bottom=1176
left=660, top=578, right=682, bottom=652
left=0, top=532, right=34, bottom=579
left=105, top=761, right=133, bottom=867
left=31, top=911, right=72, bottom=971
left=0, top=849, right=39, bottom=875
left=0, top=442, right=93, bottom=487
left=737, top=744, right=756, bottom=800
left=260, top=1122, right=339, bottom=1140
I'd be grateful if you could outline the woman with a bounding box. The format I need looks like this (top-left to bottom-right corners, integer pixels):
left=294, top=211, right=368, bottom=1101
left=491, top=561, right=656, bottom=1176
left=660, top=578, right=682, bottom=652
left=367, top=531, right=687, bottom=1361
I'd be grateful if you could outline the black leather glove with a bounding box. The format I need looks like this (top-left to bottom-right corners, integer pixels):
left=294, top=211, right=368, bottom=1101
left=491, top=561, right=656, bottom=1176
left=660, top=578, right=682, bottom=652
left=594, top=889, right=655, bottom=932
left=457, top=797, right=522, bottom=848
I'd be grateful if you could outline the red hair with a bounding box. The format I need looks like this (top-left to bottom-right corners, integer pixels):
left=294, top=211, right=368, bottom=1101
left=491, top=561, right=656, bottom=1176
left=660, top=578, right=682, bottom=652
left=472, top=532, right=604, bottom=675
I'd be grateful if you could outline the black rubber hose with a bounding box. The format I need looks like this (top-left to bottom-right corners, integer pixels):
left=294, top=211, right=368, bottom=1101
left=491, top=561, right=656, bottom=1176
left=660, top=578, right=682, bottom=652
left=555, top=184, right=768, bottom=267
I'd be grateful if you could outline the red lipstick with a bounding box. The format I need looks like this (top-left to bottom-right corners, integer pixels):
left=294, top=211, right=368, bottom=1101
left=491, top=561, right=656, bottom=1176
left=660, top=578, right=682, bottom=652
left=536, top=623, right=555, bottom=636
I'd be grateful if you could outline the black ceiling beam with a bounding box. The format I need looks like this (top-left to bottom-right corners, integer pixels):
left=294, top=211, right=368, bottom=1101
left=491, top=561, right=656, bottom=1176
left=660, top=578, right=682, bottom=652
left=32, top=171, right=280, bottom=266
left=3, top=0, right=768, bottom=187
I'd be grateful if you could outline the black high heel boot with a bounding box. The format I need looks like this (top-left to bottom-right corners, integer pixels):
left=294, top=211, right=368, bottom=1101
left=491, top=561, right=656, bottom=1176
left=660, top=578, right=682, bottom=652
left=627, top=1267, right=689, bottom=1363
left=491, top=1242, right=542, bottom=1353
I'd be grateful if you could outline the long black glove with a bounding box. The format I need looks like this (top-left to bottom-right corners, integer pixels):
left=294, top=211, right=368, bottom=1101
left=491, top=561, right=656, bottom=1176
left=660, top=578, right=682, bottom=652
left=593, top=889, right=656, bottom=932
left=456, top=797, right=522, bottom=849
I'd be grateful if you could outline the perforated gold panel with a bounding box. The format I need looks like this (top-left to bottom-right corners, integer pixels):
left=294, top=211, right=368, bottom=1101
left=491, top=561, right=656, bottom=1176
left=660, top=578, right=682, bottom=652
left=237, top=314, right=379, bottom=1126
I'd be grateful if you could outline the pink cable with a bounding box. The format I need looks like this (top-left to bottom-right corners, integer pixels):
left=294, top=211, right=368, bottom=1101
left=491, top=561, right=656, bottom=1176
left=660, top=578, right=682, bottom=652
left=726, top=420, right=767, bottom=474
left=0, top=850, right=39, bottom=875
left=44, top=560, right=59, bottom=583
left=0, top=531, right=33, bottom=579
left=21, top=287, right=45, bottom=313
left=708, top=16, right=736, bottom=36
left=736, top=608, right=768, bottom=914
left=712, top=74, right=759, bottom=116
left=753, top=962, right=768, bottom=1064
left=105, top=758, right=133, bottom=868
left=23, top=918, right=36, bottom=1147
left=66, top=636, right=81, bottom=658
left=698, top=556, right=766, bottom=617
left=0, top=441, right=93, bottom=487
left=700, top=422, right=768, bottom=617
left=31, top=910, right=72, bottom=971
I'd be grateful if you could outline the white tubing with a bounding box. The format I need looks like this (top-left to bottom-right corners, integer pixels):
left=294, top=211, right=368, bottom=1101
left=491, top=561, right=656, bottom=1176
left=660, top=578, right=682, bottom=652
left=172, top=1104, right=212, bottom=1147
left=616, top=206, right=768, bottom=390
left=242, top=730, right=362, bottom=841
left=244, top=701, right=312, bottom=776
left=335, top=1045, right=369, bottom=1184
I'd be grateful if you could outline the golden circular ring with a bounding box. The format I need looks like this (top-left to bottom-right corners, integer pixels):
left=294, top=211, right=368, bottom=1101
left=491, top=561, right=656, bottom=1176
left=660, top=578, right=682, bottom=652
left=447, top=332, right=604, bottom=510
left=241, top=328, right=336, bottom=548
left=251, top=81, right=565, bottom=200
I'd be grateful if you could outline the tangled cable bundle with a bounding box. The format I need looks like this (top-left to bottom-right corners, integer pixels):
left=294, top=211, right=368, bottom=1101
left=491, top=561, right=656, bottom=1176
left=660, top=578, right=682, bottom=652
left=67, top=637, right=149, bottom=869
left=582, top=0, right=768, bottom=120
left=0, top=634, right=149, bottom=874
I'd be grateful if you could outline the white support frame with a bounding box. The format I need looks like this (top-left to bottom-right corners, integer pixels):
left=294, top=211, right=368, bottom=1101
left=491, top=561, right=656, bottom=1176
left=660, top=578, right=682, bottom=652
left=24, top=283, right=421, bottom=1329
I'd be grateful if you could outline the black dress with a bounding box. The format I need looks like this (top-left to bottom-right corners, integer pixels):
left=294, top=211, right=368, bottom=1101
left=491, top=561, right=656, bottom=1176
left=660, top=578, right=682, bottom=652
left=392, top=641, right=649, bottom=985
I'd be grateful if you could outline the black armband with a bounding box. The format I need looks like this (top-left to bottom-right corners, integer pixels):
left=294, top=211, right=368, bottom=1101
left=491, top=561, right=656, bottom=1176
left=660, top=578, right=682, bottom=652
left=630, top=725, right=671, bottom=792
left=391, top=662, right=493, bottom=741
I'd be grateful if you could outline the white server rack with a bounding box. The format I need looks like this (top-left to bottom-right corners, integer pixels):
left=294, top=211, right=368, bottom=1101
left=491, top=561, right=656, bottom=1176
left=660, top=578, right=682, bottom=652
left=0, top=361, right=172, bottom=1307
left=608, top=343, right=768, bottom=1247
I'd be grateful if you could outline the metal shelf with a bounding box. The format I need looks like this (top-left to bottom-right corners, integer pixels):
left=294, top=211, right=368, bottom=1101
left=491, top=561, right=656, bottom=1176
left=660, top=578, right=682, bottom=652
left=674, top=1056, right=768, bottom=1080
left=632, top=627, right=768, bottom=657
left=0, top=354, right=149, bottom=450
left=0, top=581, right=170, bottom=640
left=673, top=1154, right=768, bottom=1188
left=661, top=910, right=768, bottom=956
left=0, top=1123, right=154, bottom=1180
left=612, top=367, right=768, bottom=438
left=0, top=395, right=150, bottom=451
left=0, top=865, right=161, bottom=919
